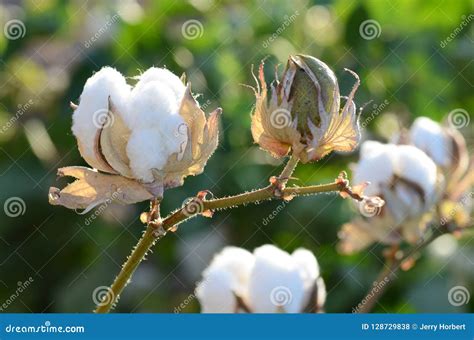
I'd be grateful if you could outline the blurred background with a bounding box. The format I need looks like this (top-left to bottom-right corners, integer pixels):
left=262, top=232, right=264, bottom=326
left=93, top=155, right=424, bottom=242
left=0, top=0, right=472, bottom=313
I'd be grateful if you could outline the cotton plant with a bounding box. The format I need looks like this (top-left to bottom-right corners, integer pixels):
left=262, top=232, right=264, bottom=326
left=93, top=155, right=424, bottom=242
left=48, top=55, right=390, bottom=313
left=196, top=245, right=326, bottom=313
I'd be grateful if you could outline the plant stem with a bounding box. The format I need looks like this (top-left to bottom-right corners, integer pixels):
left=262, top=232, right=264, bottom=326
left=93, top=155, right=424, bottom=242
left=355, top=227, right=446, bottom=313
left=94, top=156, right=354, bottom=313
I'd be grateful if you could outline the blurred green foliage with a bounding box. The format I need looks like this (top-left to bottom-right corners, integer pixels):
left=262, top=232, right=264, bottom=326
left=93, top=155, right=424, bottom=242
left=0, top=0, right=472, bottom=313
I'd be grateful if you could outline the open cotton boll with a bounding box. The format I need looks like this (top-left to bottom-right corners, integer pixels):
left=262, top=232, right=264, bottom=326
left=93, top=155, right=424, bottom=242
left=71, top=67, right=130, bottom=170
left=353, top=141, right=396, bottom=196
left=195, top=268, right=237, bottom=313
left=410, top=117, right=452, bottom=167
left=248, top=245, right=306, bottom=313
left=394, top=145, right=437, bottom=200
left=134, top=67, right=186, bottom=106
left=292, top=248, right=322, bottom=310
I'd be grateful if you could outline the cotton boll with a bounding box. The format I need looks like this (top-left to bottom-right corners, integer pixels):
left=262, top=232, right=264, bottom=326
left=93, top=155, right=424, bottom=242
left=72, top=67, right=130, bottom=170
left=248, top=245, right=306, bottom=313
left=410, top=117, right=452, bottom=167
left=195, top=268, right=237, bottom=313
left=134, top=67, right=186, bottom=106
left=126, top=129, right=170, bottom=182
left=353, top=141, right=396, bottom=196
left=394, top=145, right=437, bottom=200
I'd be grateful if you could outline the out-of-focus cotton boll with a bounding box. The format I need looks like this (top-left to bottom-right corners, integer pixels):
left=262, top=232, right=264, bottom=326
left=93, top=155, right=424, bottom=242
left=340, top=141, right=440, bottom=253
left=410, top=117, right=452, bottom=168
left=196, top=245, right=325, bottom=313
left=195, top=268, right=237, bottom=313
left=71, top=67, right=130, bottom=171
left=248, top=245, right=306, bottom=313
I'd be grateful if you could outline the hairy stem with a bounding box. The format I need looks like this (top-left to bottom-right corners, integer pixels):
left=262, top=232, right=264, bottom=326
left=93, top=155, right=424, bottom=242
left=94, top=156, right=354, bottom=313
left=355, top=227, right=446, bottom=313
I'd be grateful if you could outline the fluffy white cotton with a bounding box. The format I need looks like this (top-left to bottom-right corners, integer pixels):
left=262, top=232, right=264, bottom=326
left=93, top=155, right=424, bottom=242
left=354, top=141, right=396, bottom=196
left=291, top=248, right=324, bottom=310
left=195, top=247, right=254, bottom=313
left=124, top=75, right=188, bottom=182
left=126, top=129, right=171, bottom=182
left=71, top=67, right=130, bottom=170
left=134, top=67, right=186, bottom=105
left=393, top=145, right=437, bottom=201
left=195, top=268, right=237, bottom=313
left=410, top=117, right=452, bottom=167
left=247, top=245, right=306, bottom=313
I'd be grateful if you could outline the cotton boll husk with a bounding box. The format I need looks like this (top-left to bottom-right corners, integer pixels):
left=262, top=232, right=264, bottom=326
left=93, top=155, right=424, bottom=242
left=72, top=67, right=130, bottom=171
left=134, top=67, right=186, bottom=105
left=248, top=245, right=306, bottom=313
left=394, top=145, right=437, bottom=200
left=126, top=129, right=171, bottom=182
left=195, top=268, right=237, bottom=313
left=410, top=117, right=452, bottom=168
left=353, top=141, right=396, bottom=196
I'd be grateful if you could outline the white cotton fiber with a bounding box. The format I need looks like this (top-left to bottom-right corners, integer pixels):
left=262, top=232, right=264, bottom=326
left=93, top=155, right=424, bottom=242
left=410, top=117, right=452, bottom=167
left=248, top=245, right=306, bottom=313
left=134, top=67, right=186, bottom=106
left=394, top=144, right=437, bottom=200
left=71, top=67, right=130, bottom=170
left=126, top=129, right=171, bottom=182
left=195, top=268, right=237, bottom=313
left=353, top=141, right=396, bottom=196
